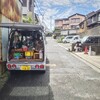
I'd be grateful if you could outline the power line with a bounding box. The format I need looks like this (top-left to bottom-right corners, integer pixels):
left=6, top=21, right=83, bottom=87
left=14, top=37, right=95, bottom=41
left=35, top=0, right=49, bottom=30
left=35, top=0, right=43, bottom=16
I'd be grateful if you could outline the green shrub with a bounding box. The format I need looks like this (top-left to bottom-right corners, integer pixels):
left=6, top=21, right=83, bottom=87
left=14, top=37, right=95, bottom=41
left=52, top=35, right=56, bottom=39
left=60, top=36, right=64, bottom=40
left=57, top=36, right=64, bottom=43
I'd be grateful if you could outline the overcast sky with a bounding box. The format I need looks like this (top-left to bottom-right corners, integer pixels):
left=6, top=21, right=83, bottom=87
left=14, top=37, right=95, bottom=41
left=35, top=0, right=100, bottom=31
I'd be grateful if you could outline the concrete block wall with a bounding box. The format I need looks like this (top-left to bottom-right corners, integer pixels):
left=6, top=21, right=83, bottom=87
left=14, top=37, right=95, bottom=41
left=87, top=26, right=100, bottom=36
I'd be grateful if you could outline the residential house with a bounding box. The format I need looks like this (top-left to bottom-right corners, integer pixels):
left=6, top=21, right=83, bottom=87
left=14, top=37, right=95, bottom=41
left=55, top=19, right=63, bottom=29
left=86, top=9, right=100, bottom=35
left=62, top=18, right=69, bottom=30
left=55, top=13, right=85, bottom=35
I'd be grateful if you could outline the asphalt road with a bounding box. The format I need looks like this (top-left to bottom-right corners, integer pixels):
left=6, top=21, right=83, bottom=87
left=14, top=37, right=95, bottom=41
left=0, top=37, right=100, bottom=100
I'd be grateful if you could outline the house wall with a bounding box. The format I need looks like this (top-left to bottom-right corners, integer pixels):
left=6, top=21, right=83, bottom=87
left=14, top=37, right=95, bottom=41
left=62, top=24, right=69, bottom=29
left=87, top=25, right=100, bottom=36
left=22, top=0, right=32, bottom=16
left=0, top=0, right=22, bottom=61
left=22, top=0, right=29, bottom=15
left=62, top=19, right=69, bottom=24
left=78, top=21, right=87, bottom=35
left=55, top=20, right=63, bottom=28
left=69, top=14, right=85, bottom=29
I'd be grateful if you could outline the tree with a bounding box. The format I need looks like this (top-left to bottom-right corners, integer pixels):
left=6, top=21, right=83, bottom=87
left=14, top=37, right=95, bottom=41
left=22, top=16, right=33, bottom=23
left=53, top=28, right=61, bottom=36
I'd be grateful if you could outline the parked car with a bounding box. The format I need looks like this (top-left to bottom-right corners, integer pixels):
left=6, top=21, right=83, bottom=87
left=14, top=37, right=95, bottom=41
left=62, top=35, right=74, bottom=43
left=62, top=35, right=81, bottom=43
left=70, top=35, right=81, bottom=43
left=81, top=35, right=100, bottom=50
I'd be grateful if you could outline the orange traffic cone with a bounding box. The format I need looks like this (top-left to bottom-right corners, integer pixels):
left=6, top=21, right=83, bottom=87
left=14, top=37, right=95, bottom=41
left=84, top=46, right=88, bottom=54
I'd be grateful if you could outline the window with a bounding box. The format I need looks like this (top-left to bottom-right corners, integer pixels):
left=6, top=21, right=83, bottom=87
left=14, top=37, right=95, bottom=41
left=74, top=37, right=78, bottom=40
left=76, top=25, right=79, bottom=29
left=22, top=0, right=27, bottom=7
left=76, top=18, right=80, bottom=23
left=71, top=18, right=80, bottom=23
left=98, top=13, right=100, bottom=21
left=71, top=18, right=76, bottom=23
left=71, top=25, right=76, bottom=29
left=65, top=36, right=73, bottom=39
left=71, top=25, right=79, bottom=29
left=86, top=37, right=92, bottom=43
left=23, top=14, right=27, bottom=16
left=29, top=0, right=32, bottom=11
left=92, top=15, right=96, bottom=23
left=81, top=24, right=84, bottom=29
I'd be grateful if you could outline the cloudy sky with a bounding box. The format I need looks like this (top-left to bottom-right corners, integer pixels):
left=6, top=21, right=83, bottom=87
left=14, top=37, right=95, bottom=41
left=35, top=0, right=100, bottom=31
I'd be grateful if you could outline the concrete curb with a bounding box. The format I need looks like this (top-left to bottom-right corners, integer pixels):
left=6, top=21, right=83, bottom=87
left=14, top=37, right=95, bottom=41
left=58, top=44, right=100, bottom=73
left=71, top=52, right=100, bottom=69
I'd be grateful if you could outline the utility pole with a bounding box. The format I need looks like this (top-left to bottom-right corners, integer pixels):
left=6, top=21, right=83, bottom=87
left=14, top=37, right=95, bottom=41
left=50, top=16, right=52, bottom=31
left=42, top=14, right=44, bottom=24
left=32, top=0, right=35, bottom=24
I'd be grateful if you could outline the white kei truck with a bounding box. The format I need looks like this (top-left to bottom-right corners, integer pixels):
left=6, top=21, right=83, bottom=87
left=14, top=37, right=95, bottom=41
left=0, top=23, right=46, bottom=73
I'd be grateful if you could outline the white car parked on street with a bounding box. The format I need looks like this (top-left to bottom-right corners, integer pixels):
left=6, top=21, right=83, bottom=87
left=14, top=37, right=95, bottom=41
left=70, top=35, right=81, bottom=43
left=62, top=35, right=73, bottom=43
left=62, top=35, right=81, bottom=43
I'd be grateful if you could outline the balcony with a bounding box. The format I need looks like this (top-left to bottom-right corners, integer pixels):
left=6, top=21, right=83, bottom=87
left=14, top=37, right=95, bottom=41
left=62, top=20, right=69, bottom=25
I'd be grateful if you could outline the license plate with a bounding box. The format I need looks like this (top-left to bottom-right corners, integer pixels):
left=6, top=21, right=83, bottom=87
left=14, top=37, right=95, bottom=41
left=25, top=51, right=31, bottom=56
left=21, top=66, right=31, bottom=70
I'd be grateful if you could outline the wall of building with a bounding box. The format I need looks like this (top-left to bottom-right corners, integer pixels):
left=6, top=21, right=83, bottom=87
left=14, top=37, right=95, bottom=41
left=87, top=25, right=100, bottom=36
left=22, top=0, right=30, bottom=15
left=0, top=0, right=22, bottom=61
left=55, top=20, right=63, bottom=28
left=78, top=21, right=87, bottom=35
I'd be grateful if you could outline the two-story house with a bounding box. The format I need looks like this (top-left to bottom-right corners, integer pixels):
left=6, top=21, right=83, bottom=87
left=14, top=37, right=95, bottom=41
left=55, top=13, right=85, bottom=35
left=79, top=9, right=100, bottom=36
left=87, top=9, right=100, bottom=35
left=55, top=19, right=63, bottom=29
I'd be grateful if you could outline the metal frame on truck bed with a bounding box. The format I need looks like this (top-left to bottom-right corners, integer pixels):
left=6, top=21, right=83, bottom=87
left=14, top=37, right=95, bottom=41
left=0, top=23, right=46, bottom=72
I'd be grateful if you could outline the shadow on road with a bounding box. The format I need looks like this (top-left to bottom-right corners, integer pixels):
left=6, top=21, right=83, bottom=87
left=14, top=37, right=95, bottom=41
left=0, top=58, right=54, bottom=100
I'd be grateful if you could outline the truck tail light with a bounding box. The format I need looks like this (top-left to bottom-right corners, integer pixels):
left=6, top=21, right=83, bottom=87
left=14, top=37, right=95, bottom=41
left=40, top=65, right=44, bottom=69
left=35, top=65, right=39, bottom=69
left=12, top=64, right=16, bottom=69
left=7, top=64, right=11, bottom=69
